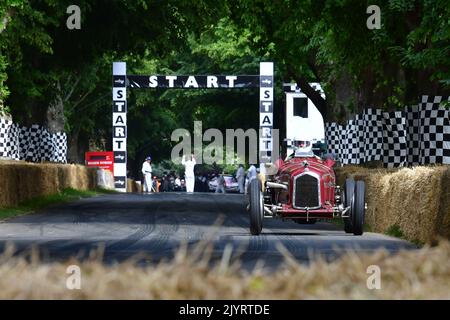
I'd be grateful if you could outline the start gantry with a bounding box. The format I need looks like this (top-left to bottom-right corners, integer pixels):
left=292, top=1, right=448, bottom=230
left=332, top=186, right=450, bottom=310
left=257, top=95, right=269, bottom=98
left=126, top=75, right=261, bottom=89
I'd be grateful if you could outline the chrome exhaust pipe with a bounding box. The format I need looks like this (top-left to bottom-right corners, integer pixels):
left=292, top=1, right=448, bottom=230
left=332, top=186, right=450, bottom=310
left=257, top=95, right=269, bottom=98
left=266, top=182, right=288, bottom=190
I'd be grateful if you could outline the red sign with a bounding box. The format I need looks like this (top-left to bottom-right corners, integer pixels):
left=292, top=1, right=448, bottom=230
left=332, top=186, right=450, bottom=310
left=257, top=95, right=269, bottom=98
left=85, top=151, right=114, bottom=174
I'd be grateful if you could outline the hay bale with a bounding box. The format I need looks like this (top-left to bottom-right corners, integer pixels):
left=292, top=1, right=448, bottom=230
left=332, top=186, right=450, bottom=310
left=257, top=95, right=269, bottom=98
left=436, top=166, right=450, bottom=240
left=135, top=181, right=142, bottom=193
left=127, top=179, right=141, bottom=193
left=0, top=161, right=98, bottom=208
left=97, top=169, right=114, bottom=190
left=368, top=167, right=439, bottom=242
left=336, top=165, right=450, bottom=243
left=0, top=165, right=19, bottom=206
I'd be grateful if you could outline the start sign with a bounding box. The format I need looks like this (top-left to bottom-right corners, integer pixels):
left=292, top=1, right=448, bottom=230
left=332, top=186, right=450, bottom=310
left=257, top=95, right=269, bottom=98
left=112, top=61, right=274, bottom=192
left=85, top=151, right=114, bottom=174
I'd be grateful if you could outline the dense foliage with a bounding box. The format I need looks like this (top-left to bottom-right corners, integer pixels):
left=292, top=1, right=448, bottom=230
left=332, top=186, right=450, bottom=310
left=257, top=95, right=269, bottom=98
left=1, top=0, right=448, bottom=173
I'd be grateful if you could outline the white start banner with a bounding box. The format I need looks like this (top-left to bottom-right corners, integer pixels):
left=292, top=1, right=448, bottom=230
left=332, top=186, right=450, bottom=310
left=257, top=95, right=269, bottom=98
left=112, top=61, right=274, bottom=191
left=259, top=62, right=274, bottom=164
left=112, top=62, right=127, bottom=192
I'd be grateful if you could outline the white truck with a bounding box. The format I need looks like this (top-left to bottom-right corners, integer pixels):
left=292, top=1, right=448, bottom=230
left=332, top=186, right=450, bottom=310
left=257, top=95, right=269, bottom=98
left=283, top=82, right=326, bottom=157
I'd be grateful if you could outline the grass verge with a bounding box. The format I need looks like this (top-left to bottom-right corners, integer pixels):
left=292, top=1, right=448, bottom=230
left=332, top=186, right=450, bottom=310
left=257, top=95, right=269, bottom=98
left=0, top=188, right=115, bottom=221
left=329, top=218, right=372, bottom=233
left=385, top=224, right=425, bottom=247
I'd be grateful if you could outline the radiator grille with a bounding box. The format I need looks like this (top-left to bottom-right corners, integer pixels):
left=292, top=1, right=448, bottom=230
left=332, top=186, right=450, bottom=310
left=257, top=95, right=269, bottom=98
left=294, top=174, right=320, bottom=208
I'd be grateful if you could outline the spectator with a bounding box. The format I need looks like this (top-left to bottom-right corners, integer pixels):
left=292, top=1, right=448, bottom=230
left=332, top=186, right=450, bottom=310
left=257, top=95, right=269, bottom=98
left=236, top=164, right=245, bottom=194
left=141, top=156, right=152, bottom=193
left=201, top=174, right=208, bottom=192
left=247, top=164, right=257, bottom=182
left=174, top=175, right=181, bottom=191
left=182, top=154, right=196, bottom=193
left=152, top=176, right=159, bottom=192
left=162, top=174, right=170, bottom=192
left=245, top=164, right=257, bottom=194
left=215, top=172, right=226, bottom=194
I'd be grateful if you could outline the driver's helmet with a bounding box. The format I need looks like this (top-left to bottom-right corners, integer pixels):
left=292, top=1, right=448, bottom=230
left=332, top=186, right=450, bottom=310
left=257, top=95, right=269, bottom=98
left=293, top=140, right=311, bottom=149
left=293, top=140, right=314, bottom=157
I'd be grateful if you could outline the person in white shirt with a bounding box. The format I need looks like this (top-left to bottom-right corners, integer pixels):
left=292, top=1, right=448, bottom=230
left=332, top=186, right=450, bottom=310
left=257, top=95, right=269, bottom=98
left=247, top=164, right=257, bottom=181
left=174, top=176, right=181, bottom=191
left=215, top=172, right=226, bottom=194
left=141, top=156, right=152, bottom=193
left=182, top=154, right=196, bottom=193
left=236, top=164, right=245, bottom=194
left=245, top=164, right=257, bottom=194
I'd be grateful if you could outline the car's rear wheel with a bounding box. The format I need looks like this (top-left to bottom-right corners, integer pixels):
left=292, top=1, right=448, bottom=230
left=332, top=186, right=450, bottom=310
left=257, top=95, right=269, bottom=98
left=343, top=178, right=355, bottom=233
left=249, top=179, right=263, bottom=235
left=352, top=180, right=366, bottom=235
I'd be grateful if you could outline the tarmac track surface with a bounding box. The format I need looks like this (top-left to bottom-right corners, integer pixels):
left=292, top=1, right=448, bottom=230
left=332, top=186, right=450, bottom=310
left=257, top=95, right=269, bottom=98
left=0, top=193, right=415, bottom=271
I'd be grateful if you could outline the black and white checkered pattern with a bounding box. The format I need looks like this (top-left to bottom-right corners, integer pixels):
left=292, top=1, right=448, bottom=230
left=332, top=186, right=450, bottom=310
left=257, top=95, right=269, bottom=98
left=405, top=104, right=421, bottom=165
left=27, top=125, right=42, bottom=162
left=39, top=128, right=54, bottom=162
left=6, top=123, right=20, bottom=160
left=0, top=117, right=67, bottom=163
left=382, top=111, right=407, bottom=168
left=363, top=108, right=383, bottom=162
left=0, top=118, right=10, bottom=158
left=324, top=95, right=450, bottom=167
left=343, top=116, right=365, bottom=165
left=325, top=122, right=343, bottom=162
left=51, top=132, right=68, bottom=163
left=419, top=95, right=450, bottom=164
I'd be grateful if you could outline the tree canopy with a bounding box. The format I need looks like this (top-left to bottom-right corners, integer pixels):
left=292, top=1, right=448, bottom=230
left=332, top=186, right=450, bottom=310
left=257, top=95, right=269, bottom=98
left=1, top=0, right=448, bottom=174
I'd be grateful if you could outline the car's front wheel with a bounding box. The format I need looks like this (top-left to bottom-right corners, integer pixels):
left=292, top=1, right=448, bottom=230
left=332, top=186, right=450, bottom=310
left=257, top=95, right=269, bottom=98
left=352, top=180, right=366, bottom=235
left=249, top=179, right=263, bottom=235
left=343, top=178, right=355, bottom=233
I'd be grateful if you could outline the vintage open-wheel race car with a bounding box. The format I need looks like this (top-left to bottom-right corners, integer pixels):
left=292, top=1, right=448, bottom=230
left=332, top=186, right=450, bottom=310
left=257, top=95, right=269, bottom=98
left=247, top=141, right=366, bottom=236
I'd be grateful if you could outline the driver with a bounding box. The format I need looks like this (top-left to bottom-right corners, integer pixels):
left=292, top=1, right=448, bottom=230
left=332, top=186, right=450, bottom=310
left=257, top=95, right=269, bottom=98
left=294, top=140, right=314, bottom=156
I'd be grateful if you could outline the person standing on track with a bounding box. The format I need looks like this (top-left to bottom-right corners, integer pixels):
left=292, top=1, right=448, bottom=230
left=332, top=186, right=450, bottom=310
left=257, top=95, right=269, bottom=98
left=215, top=172, right=226, bottom=194
left=182, top=154, right=196, bottom=193
left=247, top=164, right=257, bottom=182
left=245, top=164, right=257, bottom=194
left=236, top=164, right=245, bottom=194
left=141, top=156, right=153, bottom=193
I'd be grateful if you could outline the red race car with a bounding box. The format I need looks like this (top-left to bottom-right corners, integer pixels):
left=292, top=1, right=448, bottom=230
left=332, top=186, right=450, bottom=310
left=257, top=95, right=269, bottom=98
left=247, top=141, right=366, bottom=236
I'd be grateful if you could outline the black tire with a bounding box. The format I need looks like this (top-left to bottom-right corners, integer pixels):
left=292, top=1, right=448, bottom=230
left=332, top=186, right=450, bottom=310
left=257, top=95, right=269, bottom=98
left=249, top=179, right=263, bottom=235
left=352, top=181, right=365, bottom=235
left=343, top=178, right=355, bottom=233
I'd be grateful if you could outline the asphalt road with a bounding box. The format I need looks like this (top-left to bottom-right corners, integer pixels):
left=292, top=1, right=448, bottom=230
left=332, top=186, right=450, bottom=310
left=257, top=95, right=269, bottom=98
left=0, top=193, right=415, bottom=270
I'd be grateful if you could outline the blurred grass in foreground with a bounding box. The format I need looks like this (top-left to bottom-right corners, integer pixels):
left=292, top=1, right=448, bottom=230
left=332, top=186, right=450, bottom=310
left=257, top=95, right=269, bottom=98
left=0, top=239, right=448, bottom=299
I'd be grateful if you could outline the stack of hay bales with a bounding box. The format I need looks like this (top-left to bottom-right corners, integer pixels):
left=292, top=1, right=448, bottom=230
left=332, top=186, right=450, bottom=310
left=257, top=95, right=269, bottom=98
left=0, top=160, right=97, bottom=207
left=96, top=169, right=115, bottom=190
left=126, top=179, right=142, bottom=193
left=335, top=165, right=450, bottom=243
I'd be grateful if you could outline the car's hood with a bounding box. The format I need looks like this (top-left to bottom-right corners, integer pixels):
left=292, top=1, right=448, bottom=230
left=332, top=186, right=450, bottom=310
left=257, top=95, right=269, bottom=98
left=278, top=157, right=334, bottom=177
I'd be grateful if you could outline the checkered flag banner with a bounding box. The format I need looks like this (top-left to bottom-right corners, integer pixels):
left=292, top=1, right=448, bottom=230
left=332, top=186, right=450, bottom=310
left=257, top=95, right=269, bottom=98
left=324, top=122, right=343, bottom=162
left=382, top=111, right=407, bottom=168
left=363, top=108, right=383, bottom=163
left=342, top=116, right=365, bottom=165
left=419, top=95, right=450, bottom=164
left=325, top=95, right=450, bottom=167
left=0, top=118, right=67, bottom=163
left=0, top=118, right=18, bottom=159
